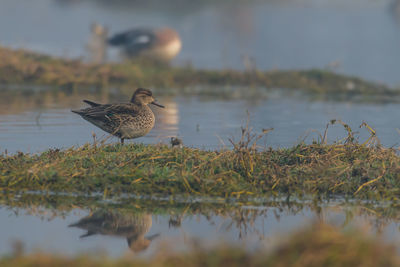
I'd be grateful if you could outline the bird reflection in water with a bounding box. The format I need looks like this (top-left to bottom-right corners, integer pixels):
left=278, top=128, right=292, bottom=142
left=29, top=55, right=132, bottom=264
left=69, top=209, right=158, bottom=253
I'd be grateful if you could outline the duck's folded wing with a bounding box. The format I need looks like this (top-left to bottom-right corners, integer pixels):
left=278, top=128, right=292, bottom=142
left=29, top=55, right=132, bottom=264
left=81, top=104, right=139, bottom=119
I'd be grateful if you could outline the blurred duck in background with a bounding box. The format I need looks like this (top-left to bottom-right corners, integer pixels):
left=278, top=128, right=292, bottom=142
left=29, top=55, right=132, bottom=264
left=108, top=27, right=182, bottom=63
left=86, top=23, right=108, bottom=64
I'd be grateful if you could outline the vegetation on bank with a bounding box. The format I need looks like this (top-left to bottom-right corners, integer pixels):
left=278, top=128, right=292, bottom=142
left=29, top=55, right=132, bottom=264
left=1, top=223, right=398, bottom=267
left=0, top=46, right=395, bottom=97
left=1, top=122, right=399, bottom=201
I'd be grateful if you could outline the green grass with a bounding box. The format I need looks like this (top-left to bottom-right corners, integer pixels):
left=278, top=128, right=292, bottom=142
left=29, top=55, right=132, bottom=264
left=1, top=223, right=398, bottom=267
left=1, top=122, right=399, bottom=201
left=0, top=46, right=395, bottom=98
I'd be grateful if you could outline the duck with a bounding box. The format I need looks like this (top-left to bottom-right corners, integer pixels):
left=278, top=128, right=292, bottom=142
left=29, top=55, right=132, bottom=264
left=72, top=88, right=164, bottom=144
left=107, top=27, right=182, bottom=62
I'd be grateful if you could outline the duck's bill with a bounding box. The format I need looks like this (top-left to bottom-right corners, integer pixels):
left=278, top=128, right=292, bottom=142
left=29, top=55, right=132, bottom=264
left=146, top=233, right=160, bottom=241
left=151, top=101, right=165, bottom=108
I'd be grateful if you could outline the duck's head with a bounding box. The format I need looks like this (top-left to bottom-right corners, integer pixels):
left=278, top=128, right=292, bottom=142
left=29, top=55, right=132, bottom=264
left=130, top=88, right=164, bottom=108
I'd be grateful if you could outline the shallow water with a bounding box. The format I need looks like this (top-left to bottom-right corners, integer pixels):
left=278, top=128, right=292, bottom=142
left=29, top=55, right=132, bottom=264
left=1, top=0, right=400, bottom=85
left=1, top=92, right=400, bottom=154
left=0, top=199, right=399, bottom=257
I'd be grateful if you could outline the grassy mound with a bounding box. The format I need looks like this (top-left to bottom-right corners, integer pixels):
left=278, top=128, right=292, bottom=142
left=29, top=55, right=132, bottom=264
left=1, top=137, right=399, bottom=201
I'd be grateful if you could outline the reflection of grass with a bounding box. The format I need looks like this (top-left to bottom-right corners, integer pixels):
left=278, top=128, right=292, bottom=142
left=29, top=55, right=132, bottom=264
left=1, top=223, right=398, bottom=266
left=1, top=122, right=399, bottom=201
left=1, top=192, right=398, bottom=231
left=0, top=46, right=395, bottom=97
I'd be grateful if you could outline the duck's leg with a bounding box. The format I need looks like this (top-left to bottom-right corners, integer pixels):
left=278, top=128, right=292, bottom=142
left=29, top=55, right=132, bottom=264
left=120, top=138, right=125, bottom=144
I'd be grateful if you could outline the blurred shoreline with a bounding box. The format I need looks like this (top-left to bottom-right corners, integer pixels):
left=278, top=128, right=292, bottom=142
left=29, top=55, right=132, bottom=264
left=0, top=46, right=394, bottom=100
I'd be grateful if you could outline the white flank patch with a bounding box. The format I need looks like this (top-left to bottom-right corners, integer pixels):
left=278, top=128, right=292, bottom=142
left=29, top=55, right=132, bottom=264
left=135, top=35, right=150, bottom=44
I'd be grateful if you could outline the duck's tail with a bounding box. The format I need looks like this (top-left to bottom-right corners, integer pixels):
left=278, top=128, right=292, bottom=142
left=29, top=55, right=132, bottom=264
left=71, top=100, right=101, bottom=114
left=83, top=100, right=101, bottom=107
left=108, top=33, right=129, bottom=46
left=80, top=231, right=96, bottom=239
left=71, top=109, right=84, bottom=115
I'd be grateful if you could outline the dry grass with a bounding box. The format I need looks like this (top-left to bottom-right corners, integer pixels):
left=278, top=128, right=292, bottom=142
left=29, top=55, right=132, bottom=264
left=262, top=223, right=399, bottom=267
left=1, top=122, right=399, bottom=201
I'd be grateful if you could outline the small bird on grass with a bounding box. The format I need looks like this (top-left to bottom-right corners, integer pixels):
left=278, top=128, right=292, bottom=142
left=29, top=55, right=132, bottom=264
left=170, top=137, right=183, bottom=148
left=72, top=88, right=164, bottom=144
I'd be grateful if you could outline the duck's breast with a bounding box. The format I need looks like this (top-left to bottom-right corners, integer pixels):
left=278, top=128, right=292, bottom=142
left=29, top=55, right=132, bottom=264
left=120, top=108, right=155, bottom=139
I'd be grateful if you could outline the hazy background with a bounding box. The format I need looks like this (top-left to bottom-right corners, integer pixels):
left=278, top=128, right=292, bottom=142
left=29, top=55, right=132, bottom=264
left=1, top=0, right=400, bottom=84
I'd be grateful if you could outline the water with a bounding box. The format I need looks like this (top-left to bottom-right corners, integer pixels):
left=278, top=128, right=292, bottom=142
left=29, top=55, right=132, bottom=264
left=1, top=0, right=400, bottom=85
left=0, top=198, right=399, bottom=257
left=1, top=92, right=400, bottom=154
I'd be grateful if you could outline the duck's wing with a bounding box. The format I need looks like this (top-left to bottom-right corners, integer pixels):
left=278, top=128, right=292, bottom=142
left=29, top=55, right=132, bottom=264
left=75, top=104, right=140, bottom=120
left=108, top=29, right=155, bottom=54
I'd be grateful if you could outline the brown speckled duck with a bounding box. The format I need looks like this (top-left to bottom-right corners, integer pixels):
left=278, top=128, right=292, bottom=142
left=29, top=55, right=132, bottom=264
left=72, top=88, right=164, bottom=144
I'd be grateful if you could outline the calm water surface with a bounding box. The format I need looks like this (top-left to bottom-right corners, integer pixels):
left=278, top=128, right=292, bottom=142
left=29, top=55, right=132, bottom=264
left=1, top=94, right=400, bottom=154
left=0, top=201, right=399, bottom=257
